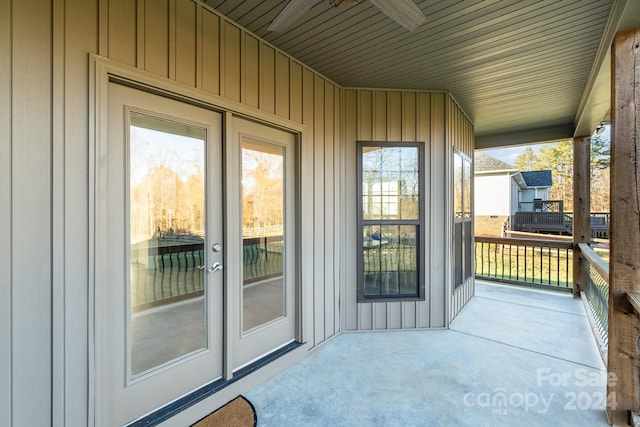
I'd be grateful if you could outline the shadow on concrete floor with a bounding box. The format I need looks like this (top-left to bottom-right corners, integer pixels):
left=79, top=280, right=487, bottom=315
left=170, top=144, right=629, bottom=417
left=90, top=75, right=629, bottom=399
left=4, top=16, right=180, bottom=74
left=245, top=281, right=609, bottom=427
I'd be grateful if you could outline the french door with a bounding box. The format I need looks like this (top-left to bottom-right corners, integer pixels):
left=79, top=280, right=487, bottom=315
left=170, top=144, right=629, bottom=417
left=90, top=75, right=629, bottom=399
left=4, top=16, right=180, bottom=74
left=229, top=117, right=297, bottom=370
left=95, top=83, right=299, bottom=426
left=95, top=83, right=224, bottom=426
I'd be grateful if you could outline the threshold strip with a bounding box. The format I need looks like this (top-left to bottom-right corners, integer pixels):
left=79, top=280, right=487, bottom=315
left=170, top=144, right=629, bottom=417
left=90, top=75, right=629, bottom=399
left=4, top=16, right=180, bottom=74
left=127, top=341, right=302, bottom=427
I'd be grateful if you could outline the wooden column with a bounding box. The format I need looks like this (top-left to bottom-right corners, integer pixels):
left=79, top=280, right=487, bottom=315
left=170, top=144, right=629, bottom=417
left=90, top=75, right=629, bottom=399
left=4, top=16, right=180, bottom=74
left=573, top=135, right=591, bottom=298
left=608, top=27, right=640, bottom=426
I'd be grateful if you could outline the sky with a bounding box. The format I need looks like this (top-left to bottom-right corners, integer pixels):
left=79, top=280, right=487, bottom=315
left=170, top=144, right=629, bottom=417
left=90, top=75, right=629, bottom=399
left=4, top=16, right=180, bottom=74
left=480, top=145, right=542, bottom=166
left=130, top=125, right=204, bottom=186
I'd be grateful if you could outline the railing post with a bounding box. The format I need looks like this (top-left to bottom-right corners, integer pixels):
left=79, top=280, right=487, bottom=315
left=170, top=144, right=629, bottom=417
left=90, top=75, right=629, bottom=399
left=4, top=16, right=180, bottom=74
left=608, top=27, right=640, bottom=426
left=573, top=135, right=590, bottom=298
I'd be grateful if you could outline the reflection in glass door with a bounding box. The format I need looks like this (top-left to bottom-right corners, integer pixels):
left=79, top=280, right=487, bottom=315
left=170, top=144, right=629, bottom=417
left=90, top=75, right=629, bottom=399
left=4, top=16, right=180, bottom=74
left=128, top=113, right=207, bottom=377
left=241, top=141, right=285, bottom=332
left=231, top=117, right=296, bottom=370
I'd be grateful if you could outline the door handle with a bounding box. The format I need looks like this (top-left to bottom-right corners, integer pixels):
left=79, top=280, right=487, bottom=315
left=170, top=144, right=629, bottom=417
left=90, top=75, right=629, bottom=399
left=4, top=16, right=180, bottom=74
left=208, top=262, right=223, bottom=273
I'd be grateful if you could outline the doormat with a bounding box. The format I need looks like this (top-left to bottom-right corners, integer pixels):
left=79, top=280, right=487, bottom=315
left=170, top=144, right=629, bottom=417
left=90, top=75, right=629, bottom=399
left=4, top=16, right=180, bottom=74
left=192, top=395, right=257, bottom=427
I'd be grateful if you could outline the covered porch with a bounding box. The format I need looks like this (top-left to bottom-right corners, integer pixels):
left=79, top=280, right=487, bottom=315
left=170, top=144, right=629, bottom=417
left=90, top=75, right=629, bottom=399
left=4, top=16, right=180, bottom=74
left=3, top=0, right=640, bottom=426
left=246, top=281, right=607, bottom=426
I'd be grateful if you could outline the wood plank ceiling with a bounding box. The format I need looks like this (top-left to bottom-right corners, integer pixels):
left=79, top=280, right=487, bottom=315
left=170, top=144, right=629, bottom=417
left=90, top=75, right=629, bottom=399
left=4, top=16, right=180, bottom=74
left=204, top=0, right=614, bottom=142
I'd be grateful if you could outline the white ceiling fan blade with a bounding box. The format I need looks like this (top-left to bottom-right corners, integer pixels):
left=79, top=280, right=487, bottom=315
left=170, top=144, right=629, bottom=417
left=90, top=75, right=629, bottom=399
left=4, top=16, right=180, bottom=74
left=369, top=0, right=426, bottom=31
left=268, top=0, right=321, bottom=32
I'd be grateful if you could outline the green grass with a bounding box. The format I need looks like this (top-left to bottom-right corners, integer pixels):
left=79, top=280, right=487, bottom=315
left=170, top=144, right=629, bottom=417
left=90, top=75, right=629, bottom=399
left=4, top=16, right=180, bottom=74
left=475, top=243, right=573, bottom=289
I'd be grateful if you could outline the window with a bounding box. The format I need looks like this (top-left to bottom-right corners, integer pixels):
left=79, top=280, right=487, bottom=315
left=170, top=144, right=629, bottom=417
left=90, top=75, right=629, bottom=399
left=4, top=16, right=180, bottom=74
left=357, top=142, right=425, bottom=302
left=453, top=151, right=473, bottom=288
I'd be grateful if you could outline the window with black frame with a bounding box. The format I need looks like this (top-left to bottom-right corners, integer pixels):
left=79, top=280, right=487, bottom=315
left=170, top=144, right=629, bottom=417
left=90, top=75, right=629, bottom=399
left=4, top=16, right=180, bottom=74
left=453, top=151, right=473, bottom=288
left=357, top=142, right=425, bottom=302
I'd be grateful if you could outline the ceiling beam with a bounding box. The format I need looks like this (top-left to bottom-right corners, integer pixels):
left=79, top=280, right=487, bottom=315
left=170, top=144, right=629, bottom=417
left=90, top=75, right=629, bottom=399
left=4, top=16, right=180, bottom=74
left=475, top=123, right=575, bottom=149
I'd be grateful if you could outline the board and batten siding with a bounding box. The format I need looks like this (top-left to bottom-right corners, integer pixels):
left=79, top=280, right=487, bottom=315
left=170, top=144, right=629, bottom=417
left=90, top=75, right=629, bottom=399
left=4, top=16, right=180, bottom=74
left=448, top=96, right=475, bottom=322
left=343, top=89, right=452, bottom=330
left=1, top=0, right=54, bottom=425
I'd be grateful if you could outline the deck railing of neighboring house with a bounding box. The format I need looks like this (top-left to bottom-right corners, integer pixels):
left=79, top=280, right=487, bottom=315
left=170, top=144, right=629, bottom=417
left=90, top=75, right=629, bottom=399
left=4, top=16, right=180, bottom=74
left=564, top=212, right=611, bottom=239
left=578, top=242, right=609, bottom=361
left=475, top=236, right=573, bottom=292
left=518, top=199, right=564, bottom=212
left=512, top=199, right=610, bottom=237
left=513, top=211, right=571, bottom=234
left=130, top=235, right=284, bottom=311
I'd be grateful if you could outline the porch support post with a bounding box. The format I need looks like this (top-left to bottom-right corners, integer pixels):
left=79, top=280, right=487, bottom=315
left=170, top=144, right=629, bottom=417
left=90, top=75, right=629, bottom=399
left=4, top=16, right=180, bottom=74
left=572, top=135, right=590, bottom=298
left=608, top=27, right=640, bottom=425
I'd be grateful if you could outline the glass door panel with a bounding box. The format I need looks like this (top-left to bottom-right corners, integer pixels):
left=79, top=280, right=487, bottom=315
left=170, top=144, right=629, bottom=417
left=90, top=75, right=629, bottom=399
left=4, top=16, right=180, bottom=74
left=128, top=113, right=207, bottom=377
left=241, top=140, right=286, bottom=332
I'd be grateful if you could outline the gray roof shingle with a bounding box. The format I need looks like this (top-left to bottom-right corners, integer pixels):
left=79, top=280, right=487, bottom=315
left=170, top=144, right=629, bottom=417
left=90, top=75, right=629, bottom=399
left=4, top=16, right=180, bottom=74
left=474, top=152, right=517, bottom=172
left=521, top=170, right=553, bottom=187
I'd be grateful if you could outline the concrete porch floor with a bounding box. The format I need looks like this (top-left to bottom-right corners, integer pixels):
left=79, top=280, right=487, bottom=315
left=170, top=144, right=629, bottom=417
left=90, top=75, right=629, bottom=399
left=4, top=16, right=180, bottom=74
left=245, top=281, right=609, bottom=426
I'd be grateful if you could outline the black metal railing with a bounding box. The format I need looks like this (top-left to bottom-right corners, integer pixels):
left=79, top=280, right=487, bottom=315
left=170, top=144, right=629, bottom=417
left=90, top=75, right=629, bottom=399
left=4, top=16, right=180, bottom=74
left=243, top=235, right=284, bottom=284
left=130, top=235, right=285, bottom=310
left=578, top=242, right=609, bottom=360
left=475, top=236, right=573, bottom=292
left=362, top=234, right=418, bottom=296
left=131, top=241, right=206, bottom=311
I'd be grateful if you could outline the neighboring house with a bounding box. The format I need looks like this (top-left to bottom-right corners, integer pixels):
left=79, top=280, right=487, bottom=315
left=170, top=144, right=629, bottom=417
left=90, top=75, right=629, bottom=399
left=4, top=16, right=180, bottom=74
left=519, top=170, right=553, bottom=210
left=474, top=152, right=552, bottom=236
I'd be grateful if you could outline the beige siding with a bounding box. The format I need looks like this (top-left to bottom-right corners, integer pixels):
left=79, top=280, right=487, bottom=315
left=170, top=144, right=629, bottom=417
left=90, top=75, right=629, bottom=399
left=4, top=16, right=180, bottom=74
left=201, top=10, right=220, bottom=94
left=343, top=89, right=359, bottom=330
left=144, top=0, right=170, bottom=77
left=343, top=89, right=450, bottom=331
left=223, top=21, right=241, bottom=101
left=427, top=92, right=447, bottom=328
left=0, top=1, right=11, bottom=425
left=58, top=1, right=99, bottom=425
left=242, top=34, right=259, bottom=107
left=107, top=0, right=136, bottom=65
left=313, top=75, right=326, bottom=342
left=289, top=61, right=303, bottom=123
left=448, top=96, right=476, bottom=322
left=259, top=43, right=275, bottom=113
left=333, top=84, right=342, bottom=335
left=175, top=0, right=197, bottom=86
left=300, top=67, right=316, bottom=344
left=275, top=52, right=290, bottom=119
left=2, top=0, right=53, bottom=425
left=324, top=82, right=336, bottom=338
